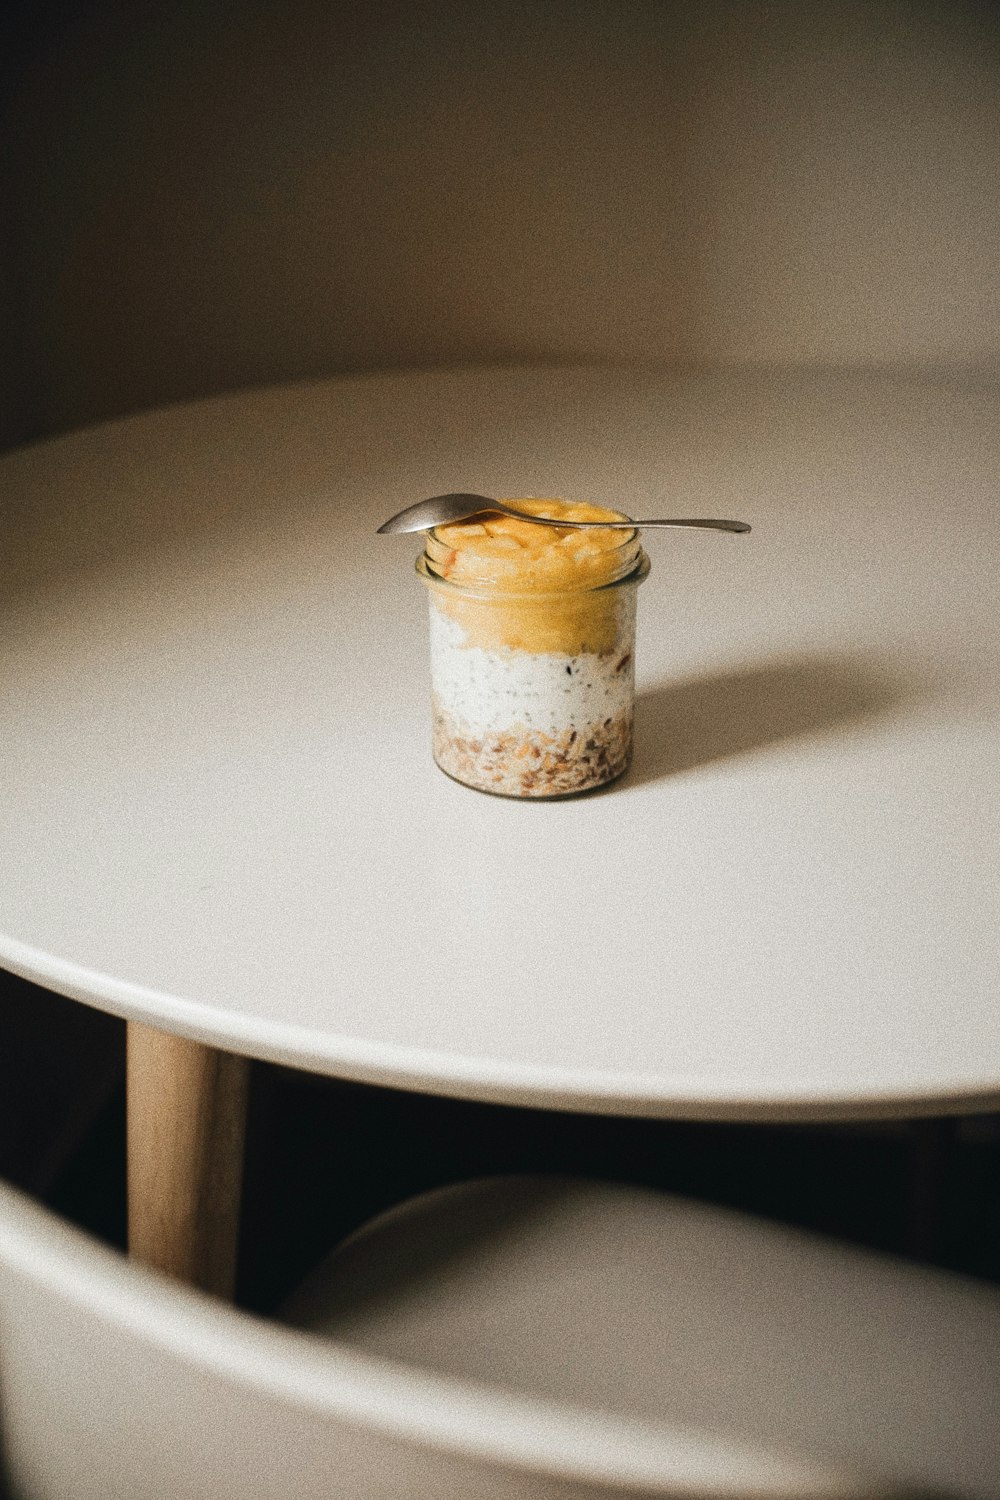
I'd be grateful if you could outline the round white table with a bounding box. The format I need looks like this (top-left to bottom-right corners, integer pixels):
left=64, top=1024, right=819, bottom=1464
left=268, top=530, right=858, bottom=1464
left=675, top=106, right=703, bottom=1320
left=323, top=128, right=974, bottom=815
left=3, top=367, right=998, bottom=1287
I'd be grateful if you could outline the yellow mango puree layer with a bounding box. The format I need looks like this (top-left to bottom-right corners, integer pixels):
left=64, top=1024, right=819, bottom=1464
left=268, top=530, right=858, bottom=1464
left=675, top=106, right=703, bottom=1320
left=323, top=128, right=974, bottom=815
left=422, top=498, right=641, bottom=655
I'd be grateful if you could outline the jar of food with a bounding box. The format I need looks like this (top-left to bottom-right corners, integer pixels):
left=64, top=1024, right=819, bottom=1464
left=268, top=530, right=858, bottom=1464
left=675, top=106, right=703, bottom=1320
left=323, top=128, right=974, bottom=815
left=417, top=498, right=650, bottom=797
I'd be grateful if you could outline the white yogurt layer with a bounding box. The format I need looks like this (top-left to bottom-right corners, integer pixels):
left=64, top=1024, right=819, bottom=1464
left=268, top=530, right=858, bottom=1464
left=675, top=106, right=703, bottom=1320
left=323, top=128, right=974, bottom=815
left=428, top=602, right=634, bottom=738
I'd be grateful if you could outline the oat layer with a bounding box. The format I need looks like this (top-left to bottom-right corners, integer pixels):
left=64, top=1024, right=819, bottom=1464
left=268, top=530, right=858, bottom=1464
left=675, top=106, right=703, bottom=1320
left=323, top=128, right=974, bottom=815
left=432, top=702, right=632, bottom=797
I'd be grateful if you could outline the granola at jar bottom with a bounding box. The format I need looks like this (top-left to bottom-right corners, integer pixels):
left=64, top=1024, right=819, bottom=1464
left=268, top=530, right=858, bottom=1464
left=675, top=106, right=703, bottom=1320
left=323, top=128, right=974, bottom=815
left=417, top=498, right=649, bottom=797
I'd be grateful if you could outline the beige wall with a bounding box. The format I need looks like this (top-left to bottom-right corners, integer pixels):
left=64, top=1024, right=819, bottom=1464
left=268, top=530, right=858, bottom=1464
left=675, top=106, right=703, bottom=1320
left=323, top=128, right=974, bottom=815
left=3, top=0, right=998, bottom=446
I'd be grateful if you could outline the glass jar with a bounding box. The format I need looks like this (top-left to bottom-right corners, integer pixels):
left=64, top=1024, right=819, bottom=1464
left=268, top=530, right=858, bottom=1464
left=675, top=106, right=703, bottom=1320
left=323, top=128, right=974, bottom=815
left=417, top=499, right=650, bottom=797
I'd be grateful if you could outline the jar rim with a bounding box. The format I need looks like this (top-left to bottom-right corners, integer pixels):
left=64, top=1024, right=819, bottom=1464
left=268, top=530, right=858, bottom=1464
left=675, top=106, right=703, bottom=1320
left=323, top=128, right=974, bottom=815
left=417, top=547, right=650, bottom=600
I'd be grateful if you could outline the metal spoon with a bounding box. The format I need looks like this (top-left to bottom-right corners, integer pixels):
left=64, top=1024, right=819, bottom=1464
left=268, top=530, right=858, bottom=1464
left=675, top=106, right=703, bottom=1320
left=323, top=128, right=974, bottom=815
left=377, top=493, right=750, bottom=535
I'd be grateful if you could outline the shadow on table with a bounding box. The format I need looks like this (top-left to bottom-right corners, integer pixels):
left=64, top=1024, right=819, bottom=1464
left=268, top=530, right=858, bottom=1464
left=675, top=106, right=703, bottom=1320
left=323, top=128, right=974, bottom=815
left=631, top=652, right=911, bottom=786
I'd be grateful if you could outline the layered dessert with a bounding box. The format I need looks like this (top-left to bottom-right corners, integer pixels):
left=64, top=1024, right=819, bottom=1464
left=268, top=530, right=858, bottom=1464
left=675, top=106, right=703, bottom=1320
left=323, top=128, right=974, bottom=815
left=418, top=498, right=649, bottom=797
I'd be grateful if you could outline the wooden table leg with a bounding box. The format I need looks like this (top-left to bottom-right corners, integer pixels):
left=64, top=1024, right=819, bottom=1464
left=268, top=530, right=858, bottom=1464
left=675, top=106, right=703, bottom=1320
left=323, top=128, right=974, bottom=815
left=126, top=1020, right=250, bottom=1297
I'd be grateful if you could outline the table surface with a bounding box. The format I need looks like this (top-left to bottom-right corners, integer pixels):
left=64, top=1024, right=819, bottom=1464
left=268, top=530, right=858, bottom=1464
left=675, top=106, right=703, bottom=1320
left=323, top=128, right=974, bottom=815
left=2, top=366, right=998, bottom=1122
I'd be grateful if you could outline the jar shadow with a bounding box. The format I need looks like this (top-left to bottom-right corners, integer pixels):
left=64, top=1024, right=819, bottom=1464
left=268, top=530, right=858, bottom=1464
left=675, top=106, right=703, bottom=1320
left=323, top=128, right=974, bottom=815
left=628, top=652, right=913, bottom=788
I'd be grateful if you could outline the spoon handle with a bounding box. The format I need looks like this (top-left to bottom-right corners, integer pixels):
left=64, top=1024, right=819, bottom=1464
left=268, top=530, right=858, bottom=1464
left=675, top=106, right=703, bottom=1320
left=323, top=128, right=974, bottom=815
left=576, top=517, right=750, bottom=533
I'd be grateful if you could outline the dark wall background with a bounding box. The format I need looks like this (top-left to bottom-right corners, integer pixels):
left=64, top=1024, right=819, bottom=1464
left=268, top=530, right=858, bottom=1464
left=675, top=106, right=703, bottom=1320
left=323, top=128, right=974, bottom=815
left=2, top=0, right=998, bottom=452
